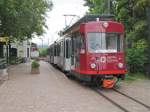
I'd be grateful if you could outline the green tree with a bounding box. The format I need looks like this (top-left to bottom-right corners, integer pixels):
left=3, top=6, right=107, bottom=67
left=84, top=0, right=117, bottom=14
left=0, top=0, right=53, bottom=41
left=127, top=39, right=148, bottom=73
left=116, top=0, right=150, bottom=73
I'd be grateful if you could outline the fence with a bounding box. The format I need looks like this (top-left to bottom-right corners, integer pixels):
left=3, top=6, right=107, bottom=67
left=0, top=58, right=7, bottom=69
left=9, top=57, right=25, bottom=64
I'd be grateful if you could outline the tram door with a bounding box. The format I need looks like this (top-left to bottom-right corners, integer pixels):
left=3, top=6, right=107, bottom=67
left=71, top=37, right=75, bottom=70
left=63, top=38, right=71, bottom=71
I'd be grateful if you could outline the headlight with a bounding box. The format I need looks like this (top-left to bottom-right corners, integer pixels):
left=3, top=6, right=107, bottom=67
left=90, top=63, right=96, bottom=69
left=118, top=63, right=124, bottom=69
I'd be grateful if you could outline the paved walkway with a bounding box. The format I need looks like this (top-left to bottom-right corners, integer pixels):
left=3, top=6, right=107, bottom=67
left=0, top=61, right=122, bottom=112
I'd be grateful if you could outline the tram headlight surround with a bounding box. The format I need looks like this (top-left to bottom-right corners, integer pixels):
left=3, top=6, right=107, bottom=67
left=103, top=22, right=109, bottom=28
left=90, top=63, right=96, bottom=69
left=118, top=63, right=124, bottom=69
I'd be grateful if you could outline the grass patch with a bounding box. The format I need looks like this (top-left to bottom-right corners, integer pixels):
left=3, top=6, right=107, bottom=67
left=125, top=73, right=147, bottom=83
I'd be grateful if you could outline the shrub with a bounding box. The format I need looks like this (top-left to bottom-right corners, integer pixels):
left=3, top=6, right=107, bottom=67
left=32, top=61, right=40, bottom=69
left=126, top=39, right=148, bottom=73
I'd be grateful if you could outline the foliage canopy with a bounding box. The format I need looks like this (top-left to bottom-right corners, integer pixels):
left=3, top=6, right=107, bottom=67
left=0, top=0, right=53, bottom=41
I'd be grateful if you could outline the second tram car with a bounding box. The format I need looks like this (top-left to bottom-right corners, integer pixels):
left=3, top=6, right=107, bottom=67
left=49, top=14, right=126, bottom=88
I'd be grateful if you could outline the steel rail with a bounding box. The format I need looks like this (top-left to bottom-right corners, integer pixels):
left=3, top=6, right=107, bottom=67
left=93, top=88, right=130, bottom=112
left=113, top=88, right=150, bottom=110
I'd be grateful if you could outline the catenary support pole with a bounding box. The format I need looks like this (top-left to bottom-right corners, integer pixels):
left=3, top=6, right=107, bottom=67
left=108, top=0, right=111, bottom=14
left=147, top=7, right=150, bottom=78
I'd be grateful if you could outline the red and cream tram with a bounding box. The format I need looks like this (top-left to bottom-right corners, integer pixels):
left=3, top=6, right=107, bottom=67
left=49, top=14, right=126, bottom=88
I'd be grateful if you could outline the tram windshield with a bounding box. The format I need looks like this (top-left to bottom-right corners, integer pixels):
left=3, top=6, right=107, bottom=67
left=87, top=33, right=123, bottom=53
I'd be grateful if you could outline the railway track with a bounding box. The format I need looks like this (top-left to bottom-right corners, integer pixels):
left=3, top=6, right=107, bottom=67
left=93, top=88, right=150, bottom=112
left=113, top=88, right=150, bottom=110
left=63, top=70, right=150, bottom=111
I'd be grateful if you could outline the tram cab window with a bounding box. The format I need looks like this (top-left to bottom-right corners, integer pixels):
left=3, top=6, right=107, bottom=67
left=87, top=33, right=123, bottom=53
left=106, top=33, right=120, bottom=52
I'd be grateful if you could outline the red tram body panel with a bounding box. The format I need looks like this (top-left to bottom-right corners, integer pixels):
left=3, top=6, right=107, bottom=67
left=72, top=21, right=126, bottom=77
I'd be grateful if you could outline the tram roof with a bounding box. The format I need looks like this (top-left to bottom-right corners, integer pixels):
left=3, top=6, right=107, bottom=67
left=62, top=14, right=115, bottom=35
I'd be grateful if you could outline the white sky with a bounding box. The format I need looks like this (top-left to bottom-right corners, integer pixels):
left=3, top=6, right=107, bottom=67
left=32, top=0, right=88, bottom=46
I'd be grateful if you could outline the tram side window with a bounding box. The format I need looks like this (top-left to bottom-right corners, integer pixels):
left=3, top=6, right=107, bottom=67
left=50, top=48, right=52, bottom=56
left=66, top=40, right=70, bottom=58
left=71, top=38, right=75, bottom=55
left=49, top=48, right=51, bottom=55
left=56, top=44, right=59, bottom=56
left=64, top=41, right=65, bottom=57
left=52, top=47, right=53, bottom=56
left=54, top=45, right=57, bottom=56
left=77, top=36, right=81, bottom=49
left=61, top=42, right=63, bottom=56
left=80, top=37, right=85, bottom=49
left=58, top=44, right=61, bottom=56
left=52, top=47, right=54, bottom=56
